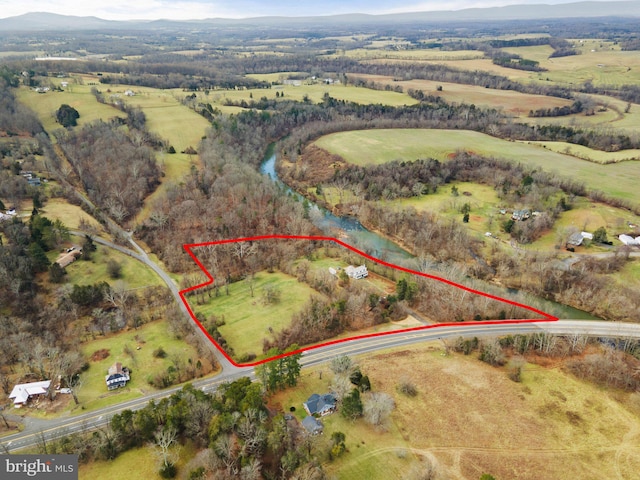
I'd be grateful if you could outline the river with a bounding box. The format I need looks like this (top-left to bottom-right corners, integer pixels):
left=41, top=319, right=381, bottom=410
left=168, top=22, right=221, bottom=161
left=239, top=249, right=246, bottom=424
left=261, top=151, right=600, bottom=321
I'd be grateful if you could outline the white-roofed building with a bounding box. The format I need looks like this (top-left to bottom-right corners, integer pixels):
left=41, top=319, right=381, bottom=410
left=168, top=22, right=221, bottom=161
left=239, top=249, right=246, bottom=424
left=619, top=234, right=640, bottom=246
left=344, top=265, right=368, bottom=280
left=9, top=380, right=51, bottom=407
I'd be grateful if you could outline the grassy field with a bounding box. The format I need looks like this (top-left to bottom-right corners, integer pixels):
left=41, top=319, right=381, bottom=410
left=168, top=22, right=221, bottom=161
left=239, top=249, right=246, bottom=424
left=78, top=441, right=198, bottom=480
left=48, top=242, right=164, bottom=289
left=527, top=197, right=640, bottom=251
left=391, top=181, right=503, bottom=237
left=194, top=270, right=320, bottom=359
left=332, top=48, right=484, bottom=61
left=15, top=85, right=125, bottom=133
left=313, top=128, right=640, bottom=204
left=526, top=141, right=640, bottom=163
left=198, top=83, right=418, bottom=107
left=348, top=73, right=572, bottom=115
left=274, top=342, right=640, bottom=480
left=77, top=320, right=213, bottom=414
left=39, top=197, right=104, bottom=232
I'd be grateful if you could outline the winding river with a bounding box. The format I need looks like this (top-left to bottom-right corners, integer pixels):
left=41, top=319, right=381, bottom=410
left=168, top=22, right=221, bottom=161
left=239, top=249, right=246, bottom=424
left=260, top=151, right=600, bottom=320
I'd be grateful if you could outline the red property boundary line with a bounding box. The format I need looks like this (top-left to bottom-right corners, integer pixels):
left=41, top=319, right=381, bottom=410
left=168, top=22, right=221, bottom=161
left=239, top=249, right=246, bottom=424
left=180, top=234, right=558, bottom=367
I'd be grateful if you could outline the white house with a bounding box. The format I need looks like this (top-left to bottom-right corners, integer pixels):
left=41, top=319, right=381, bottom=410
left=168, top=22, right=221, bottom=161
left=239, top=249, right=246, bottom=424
left=344, top=265, right=368, bottom=279
left=9, top=380, right=51, bottom=407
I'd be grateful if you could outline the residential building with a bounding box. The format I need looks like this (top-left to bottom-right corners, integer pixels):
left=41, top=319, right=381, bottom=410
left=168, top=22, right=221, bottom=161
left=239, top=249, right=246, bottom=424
left=105, top=362, right=131, bottom=390
left=303, top=393, right=337, bottom=416
left=9, top=380, right=51, bottom=407
left=344, top=265, right=368, bottom=280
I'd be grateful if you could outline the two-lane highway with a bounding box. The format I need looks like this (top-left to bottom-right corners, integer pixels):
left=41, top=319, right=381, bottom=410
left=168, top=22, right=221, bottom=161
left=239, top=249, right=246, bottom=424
left=4, top=319, right=640, bottom=453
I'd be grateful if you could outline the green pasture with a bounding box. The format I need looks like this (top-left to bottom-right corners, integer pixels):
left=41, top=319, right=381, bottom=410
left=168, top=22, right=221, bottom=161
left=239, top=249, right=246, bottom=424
left=391, top=181, right=502, bottom=235
left=247, top=72, right=308, bottom=83
left=614, top=260, right=640, bottom=288
left=333, top=48, right=484, bottom=61
left=48, top=242, right=164, bottom=289
left=525, top=141, right=640, bottom=163
left=313, top=128, right=640, bottom=204
left=78, top=440, right=197, bottom=480
left=194, top=270, right=320, bottom=360
left=527, top=197, right=640, bottom=251
left=39, top=197, right=104, bottom=232
left=202, top=83, right=418, bottom=107
left=501, top=45, right=557, bottom=63
left=107, top=87, right=210, bottom=153
left=16, top=85, right=125, bottom=133
left=522, top=108, right=622, bottom=128
left=76, top=319, right=209, bottom=413
left=348, top=73, right=572, bottom=115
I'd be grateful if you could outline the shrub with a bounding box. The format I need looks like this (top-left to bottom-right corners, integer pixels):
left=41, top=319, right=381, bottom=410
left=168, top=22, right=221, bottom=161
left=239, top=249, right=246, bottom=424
left=159, top=463, right=177, bottom=479
left=153, top=347, right=167, bottom=358
left=397, top=379, right=418, bottom=397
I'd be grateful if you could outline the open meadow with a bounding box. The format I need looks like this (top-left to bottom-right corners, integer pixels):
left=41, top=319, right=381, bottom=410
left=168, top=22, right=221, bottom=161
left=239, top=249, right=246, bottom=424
left=77, top=319, right=216, bottom=413
left=208, top=80, right=419, bottom=107
left=274, top=341, right=640, bottom=480
left=78, top=441, right=198, bottom=480
left=349, top=73, right=573, bottom=115
left=15, top=84, right=125, bottom=133
left=314, top=128, right=640, bottom=204
left=194, top=270, right=321, bottom=360
left=46, top=242, right=164, bottom=289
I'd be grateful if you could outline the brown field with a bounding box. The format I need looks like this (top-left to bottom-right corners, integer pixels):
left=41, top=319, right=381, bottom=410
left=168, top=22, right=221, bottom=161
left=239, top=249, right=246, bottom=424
left=349, top=73, right=572, bottom=115
left=275, top=342, right=640, bottom=480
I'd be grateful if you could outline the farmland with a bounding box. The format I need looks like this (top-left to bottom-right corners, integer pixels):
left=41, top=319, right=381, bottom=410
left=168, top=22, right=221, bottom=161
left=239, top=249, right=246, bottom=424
left=15, top=85, right=125, bottom=133
left=349, top=73, right=573, bottom=115
left=194, top=81, right=419, bottom=107
left=314, top=128, right=640, bottom=204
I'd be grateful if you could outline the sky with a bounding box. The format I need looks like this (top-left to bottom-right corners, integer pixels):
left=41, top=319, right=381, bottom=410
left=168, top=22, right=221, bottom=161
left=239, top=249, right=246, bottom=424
left=0, top=0, right=624, bottom=20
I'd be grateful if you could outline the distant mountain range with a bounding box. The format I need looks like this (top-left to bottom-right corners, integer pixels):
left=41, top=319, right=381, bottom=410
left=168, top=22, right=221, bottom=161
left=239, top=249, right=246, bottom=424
left=0, top=1, right=639, bottom=31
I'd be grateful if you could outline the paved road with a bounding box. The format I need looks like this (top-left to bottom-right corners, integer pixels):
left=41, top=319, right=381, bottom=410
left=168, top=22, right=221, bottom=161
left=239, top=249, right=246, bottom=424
left=69, top=231, right=238, bottom=374
left=4, top=319, right=640, bottom=453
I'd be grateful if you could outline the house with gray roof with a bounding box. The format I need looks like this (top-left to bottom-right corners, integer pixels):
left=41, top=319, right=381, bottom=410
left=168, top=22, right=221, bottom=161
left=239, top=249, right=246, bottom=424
left=302, top=416, right=323, bottom=435
left=303, top=393, right=337, bottom=416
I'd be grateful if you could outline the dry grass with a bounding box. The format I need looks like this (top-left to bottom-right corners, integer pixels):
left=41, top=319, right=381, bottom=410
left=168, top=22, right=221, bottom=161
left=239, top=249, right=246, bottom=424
left=276, top=342, right=640, bottom=480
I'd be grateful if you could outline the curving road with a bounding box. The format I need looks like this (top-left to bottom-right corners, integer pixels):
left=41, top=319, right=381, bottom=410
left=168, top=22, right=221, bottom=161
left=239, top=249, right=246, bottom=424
left=69, top=231, right=239, bottom=374
left=4, top=319, right=640, bottom=453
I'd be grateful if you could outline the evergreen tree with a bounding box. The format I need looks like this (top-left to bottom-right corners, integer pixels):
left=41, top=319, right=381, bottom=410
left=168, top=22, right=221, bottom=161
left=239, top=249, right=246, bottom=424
left=55, top=104, right=80, bottom=127
left=341, top=388, right=363, bottom=420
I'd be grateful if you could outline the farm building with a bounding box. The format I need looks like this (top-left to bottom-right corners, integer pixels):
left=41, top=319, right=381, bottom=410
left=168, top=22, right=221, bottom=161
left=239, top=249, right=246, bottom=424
left=105, top=362, right=131, bottom=390
left=9, top=380, right=51, bottom=407
left=619, top=234, right=640, bottom=246
left=344, top=265, right=368, bottom=279
left=303, top=393, right=337, bottom=416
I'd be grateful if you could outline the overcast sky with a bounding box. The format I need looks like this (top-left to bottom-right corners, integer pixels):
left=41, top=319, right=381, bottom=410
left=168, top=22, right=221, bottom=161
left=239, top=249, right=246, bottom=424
left=0, top=0, right=622, bottom=20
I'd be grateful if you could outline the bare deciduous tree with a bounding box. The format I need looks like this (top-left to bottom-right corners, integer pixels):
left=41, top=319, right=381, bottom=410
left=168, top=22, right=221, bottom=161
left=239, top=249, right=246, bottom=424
left=363, top=392, right=395, bottom=428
